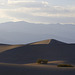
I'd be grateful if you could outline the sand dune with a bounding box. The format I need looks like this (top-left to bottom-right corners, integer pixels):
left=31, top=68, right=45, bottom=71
left=0, top=39, right=75, bottom=64
left=0, top=39, right=75, bottom=75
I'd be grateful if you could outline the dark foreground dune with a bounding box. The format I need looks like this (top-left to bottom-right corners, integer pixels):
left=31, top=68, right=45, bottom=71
left=0, top=39, right=75, bottom=75
left=0, top=63, right=75, bottom=75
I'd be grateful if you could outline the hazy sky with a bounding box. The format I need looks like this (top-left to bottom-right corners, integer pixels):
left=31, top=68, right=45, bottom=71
left=0, top=0, right=75, bottom=24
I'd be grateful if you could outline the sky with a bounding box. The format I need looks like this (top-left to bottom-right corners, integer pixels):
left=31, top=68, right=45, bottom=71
left=0, top=0, right=75, bottom=24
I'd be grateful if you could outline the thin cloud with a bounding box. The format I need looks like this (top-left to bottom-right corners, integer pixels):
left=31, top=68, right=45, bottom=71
left=0, top=0, right=75, bottom=24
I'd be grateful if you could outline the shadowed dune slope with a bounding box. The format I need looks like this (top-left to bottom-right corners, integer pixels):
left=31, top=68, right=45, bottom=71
left=0, top=39, right=75, bottom=64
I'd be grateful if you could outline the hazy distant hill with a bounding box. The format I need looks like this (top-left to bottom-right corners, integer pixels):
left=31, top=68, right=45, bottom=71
left=0, top=21, right=75, bottom=44
left=0, top=39, right=75, bottom=64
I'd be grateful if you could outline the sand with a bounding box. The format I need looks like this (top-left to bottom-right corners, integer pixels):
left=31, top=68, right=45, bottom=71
left=0, top=39, right=75, bottom=75
left=0, top=62, right=75, bottom=75
left=30, top=39, right=51, bottom=45
left=0, top=45, right=23, bottom=53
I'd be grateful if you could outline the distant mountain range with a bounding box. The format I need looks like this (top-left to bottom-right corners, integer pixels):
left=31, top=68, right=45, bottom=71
left=0, top=21, right=75, bottom=44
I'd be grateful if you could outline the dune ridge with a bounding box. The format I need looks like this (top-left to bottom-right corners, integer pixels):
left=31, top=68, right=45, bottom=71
left=30, top=39, right=51, bottom=45
left=0, top=39, right=75, bottom=64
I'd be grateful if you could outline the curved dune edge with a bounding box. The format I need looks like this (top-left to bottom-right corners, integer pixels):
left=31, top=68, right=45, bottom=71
left=24, top=60, right=75, bottom=69
left=30, top=39, right=51, bottom=45
left=24, top=65, right=75, bottom=69
left=0, top=60, right=75, bottom=70
left=0, top=45, right=23, bottom=53
left=0, top=39, right=51, bottom=52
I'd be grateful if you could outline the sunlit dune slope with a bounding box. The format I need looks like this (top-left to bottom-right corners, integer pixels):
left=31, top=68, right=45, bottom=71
left=30, top=39, right=51, bottom=45
left=0, top=45, right=23, bottom=52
